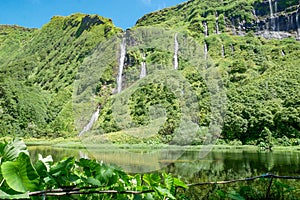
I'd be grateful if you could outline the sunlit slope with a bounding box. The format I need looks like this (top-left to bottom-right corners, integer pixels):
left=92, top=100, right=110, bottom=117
left=0, top=14, right=121, bottom=137
left=107, top=0, right=300, bottom=144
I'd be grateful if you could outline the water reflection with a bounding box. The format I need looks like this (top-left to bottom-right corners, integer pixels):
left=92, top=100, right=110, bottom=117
left=28, top=146, right=300, bottom=182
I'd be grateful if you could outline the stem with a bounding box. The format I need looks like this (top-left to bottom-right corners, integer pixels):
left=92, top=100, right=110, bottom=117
left=0, top=178, right=5, bottom=187
left=266, top=177, right=274, bottom=199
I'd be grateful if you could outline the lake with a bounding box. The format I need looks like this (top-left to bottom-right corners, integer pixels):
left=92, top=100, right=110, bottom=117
left=28, top=144, right=300, bottom=199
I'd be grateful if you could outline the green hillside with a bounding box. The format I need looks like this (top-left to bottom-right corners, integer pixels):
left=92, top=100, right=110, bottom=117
left=0, top=0, right=299, bottom=146
left=0, top=14, right=121, bottom=138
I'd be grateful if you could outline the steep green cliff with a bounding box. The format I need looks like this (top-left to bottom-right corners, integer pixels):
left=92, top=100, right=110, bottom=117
left=131, top=0, right=300, bottom=144
left=0, top=0, right=299, bottom=145
left=0, top=14, right=121, bottom=137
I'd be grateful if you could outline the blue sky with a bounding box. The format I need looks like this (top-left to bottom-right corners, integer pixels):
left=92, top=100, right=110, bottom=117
left=0, top=0, right=187, bottom=29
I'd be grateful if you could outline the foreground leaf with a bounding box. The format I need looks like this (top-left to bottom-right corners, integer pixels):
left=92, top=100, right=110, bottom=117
left=2, top=139, right=28, bottom=162
left=1, top=153, right=39, bottom=193
left=0, top=190, right=29, bottom=199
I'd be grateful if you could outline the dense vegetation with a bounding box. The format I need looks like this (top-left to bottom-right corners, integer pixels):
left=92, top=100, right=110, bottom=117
left=0, top=139, right=188, bottom=199
left=0, top=0, right=299, bottom=146
left=0, top=14, right=121, bottom=138
left=1, top=140, right=300, bottom=199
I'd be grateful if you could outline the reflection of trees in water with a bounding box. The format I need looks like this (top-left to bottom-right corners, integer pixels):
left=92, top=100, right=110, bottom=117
left=164, top=150, right=300, bottom=184
left=30, top=146, right=300, bottom=179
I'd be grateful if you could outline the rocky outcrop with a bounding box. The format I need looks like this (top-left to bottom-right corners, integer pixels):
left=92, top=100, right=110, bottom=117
left=253, top=0, right=300, bottom=39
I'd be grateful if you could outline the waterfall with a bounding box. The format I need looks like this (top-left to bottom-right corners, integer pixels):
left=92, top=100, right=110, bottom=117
left=215, top=12, right=220, bottom=34
left=287, top=15, right=291, bottom=31
left=140, top=53, right=147, bottom=78
left=296, top=12, right=300, bottom=38
left=117, top=37, right=126, bottom=94
left=268, top=0, right=274, bottom=18
left=221, top=45, right=225, bottom=58
left=237, top=22, right=243, bottom=35
left=204, top=42, right=208, bottom=68
left=269, top=0, right=276, bottom=31
left=78, top=107, right=100, bottom=137
left=173, top=33, right=179, bottom=70
left=204, top=42, right=208, bottom=61
left=203, top=22, right=208, bottom=37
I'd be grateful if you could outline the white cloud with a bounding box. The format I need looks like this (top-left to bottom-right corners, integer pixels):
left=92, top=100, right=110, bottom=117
left=142, top=0, right=152, bottom=5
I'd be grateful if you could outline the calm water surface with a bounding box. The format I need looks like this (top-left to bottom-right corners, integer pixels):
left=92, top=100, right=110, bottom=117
left=28, top=145, right=300, bottom=183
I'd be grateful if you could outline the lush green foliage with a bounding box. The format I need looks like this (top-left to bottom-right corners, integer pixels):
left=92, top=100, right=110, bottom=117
left=0, top=0, right=300, bottom=145
left=133, top=0, right=300, bottom=144
left=0, top=139, right=188, bottom=199
left=0, top=14, right=121, bottom=138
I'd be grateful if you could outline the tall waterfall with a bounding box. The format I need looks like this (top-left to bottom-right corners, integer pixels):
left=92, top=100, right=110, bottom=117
left=117, top=37, right=126, bottom=94
left=78, top=107, right=100, bottom=137
left=204, top=42, right=208, bottom=68
left=173, top=33, right=179, bottom=70
left=215, top=12, right=220, bottom=34
left=221, top=45, right=225, bottom=58
left=203, top=22, right=208, bottom=37
left=274, top=0, right=278, bottom=13
left=269, top=0, right=276, bottom=30
left=204, top=42, right=208, bottom=61
left=296, top=12, right=300, bottom=38
left=140, top=53, right=147, bottom=78
left=269, top=0, right=274, bottom=18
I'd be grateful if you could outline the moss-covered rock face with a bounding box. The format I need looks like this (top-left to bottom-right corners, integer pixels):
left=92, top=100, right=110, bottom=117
left=136, top=0, right=300, bottom=39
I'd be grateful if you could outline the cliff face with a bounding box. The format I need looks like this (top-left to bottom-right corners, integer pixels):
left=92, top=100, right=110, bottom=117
left=0, top=1, right=299, bottom=143
left=252, top=0, right=300, bottom=39
left=137, top=0, right=300, bottom=39
left=0, top=14, right=121, bottom=137
left=131, top=0, right=300, bottom=144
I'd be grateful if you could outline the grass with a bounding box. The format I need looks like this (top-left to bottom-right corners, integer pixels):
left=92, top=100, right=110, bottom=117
left=19, top=136, right=300, bottom=153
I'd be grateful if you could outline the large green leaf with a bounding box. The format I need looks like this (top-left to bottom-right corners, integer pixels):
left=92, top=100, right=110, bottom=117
left=34, top=154, right=53, bottom=178
left=173, top=177, right=188, bottom=189
left=154, top=186, right=175, bottom=200
left=1, top=153, right=39, bottom=193
left=1, top=139, right=28, bottom=162
left=143, top=173, right=161, bottom=187
left=163, top=173, right=175, bottom=194
left=0, top=190, right=29, bottom=199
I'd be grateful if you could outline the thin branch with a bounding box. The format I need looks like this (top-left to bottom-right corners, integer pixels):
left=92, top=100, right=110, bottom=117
left=28, top=174, right=300, bottom=196
left=0, top=178, right=5, bottom=188
left=187, top=174, right=300, bottom=187
left=29, top=189, right=154, bottom=196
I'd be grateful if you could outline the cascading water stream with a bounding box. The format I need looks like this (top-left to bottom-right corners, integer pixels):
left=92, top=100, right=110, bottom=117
left=237, top=21, right=243, bottom=35
left=296, top=12, right=300, bottom=38
left=117, top=37, right=126, bottom=94
left=203, top=22, right=208, bottom=37
left=204, top=42, right=208, bottom=61
left=221, top=44, right=225, bottom=58
left=204, top=42, right=208, bottom=68
left=140, top=53, right=147, bottom=78
left=269, top=0, right=274, bottom=18
left=78, top=107, right=100, bottom=137
left=173, top=33, right=179, bottom=70
left=269, top=0, right=276, bottom=31
left=215, top=12, right=220, bottom=34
